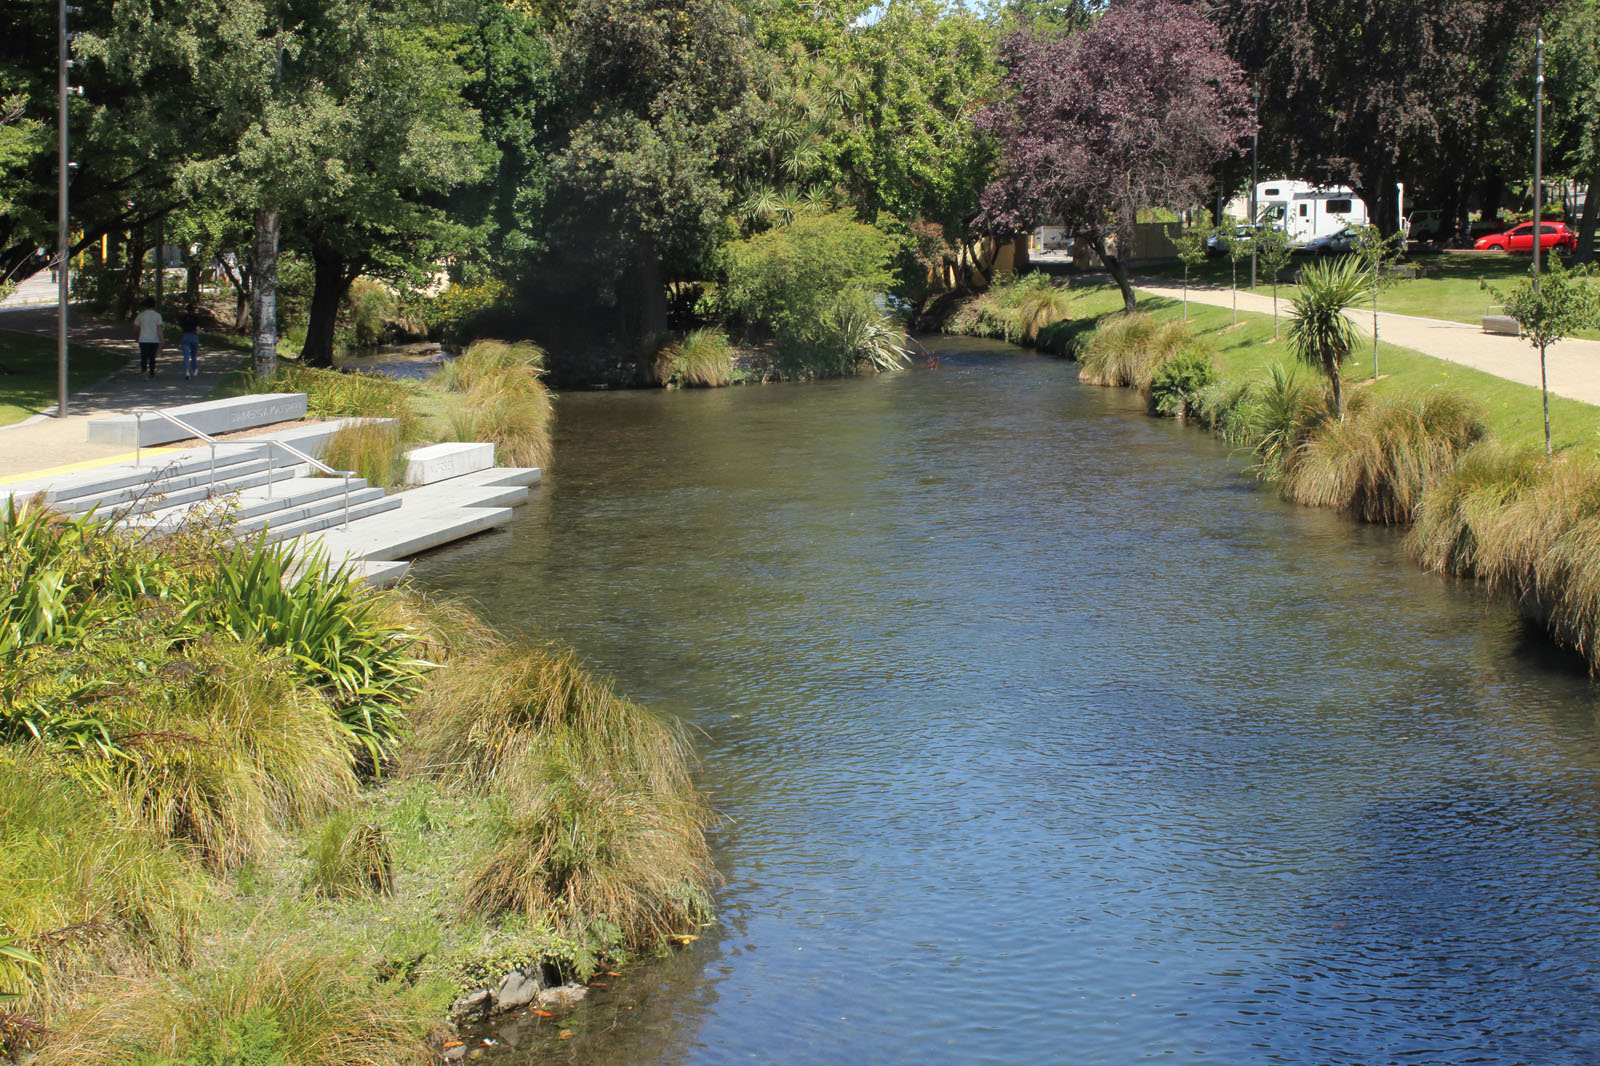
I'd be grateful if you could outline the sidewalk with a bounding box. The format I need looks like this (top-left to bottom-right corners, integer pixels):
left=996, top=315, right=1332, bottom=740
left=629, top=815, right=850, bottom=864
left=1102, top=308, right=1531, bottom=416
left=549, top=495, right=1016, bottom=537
left=1134, top=279, right=1600, bottom=407
left=0, top=305, right=249, bottom=479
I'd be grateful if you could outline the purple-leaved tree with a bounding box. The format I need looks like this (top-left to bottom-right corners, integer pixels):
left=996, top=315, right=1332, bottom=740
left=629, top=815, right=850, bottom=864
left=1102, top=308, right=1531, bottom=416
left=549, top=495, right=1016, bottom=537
left=978, top=0, right=1252, bottom=314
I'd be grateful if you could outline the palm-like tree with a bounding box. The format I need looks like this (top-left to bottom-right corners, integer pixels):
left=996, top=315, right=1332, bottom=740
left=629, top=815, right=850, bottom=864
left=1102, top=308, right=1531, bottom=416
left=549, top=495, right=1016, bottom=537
left=1286, top=255, right=1370, bottom=421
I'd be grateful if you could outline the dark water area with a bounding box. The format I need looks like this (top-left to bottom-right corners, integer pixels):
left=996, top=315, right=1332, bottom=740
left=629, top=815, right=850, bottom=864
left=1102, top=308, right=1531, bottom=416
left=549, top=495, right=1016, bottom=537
left=411, top=336, right=1600, bottom=1066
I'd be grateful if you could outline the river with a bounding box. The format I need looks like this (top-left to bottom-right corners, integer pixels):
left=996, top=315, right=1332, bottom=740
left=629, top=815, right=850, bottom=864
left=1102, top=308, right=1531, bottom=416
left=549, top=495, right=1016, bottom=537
left=411, top=335, right=1600, bottom=1065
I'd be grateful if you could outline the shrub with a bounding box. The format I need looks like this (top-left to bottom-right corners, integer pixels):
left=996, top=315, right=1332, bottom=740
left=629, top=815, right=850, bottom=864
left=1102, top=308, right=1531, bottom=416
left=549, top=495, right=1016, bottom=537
left=1282, top=390, right=1486, bottom=523
left=317, top=421, right=407, bottom=491
left=1238, top=363, right=1327, bottom=481
left=445, top=369, right=553, bottom=468
left=1148, top=350, right=1219, bottom=419
left=823, top=290, right=909, bottom=374
left=663, top=329, right=734, bottom=387
left=241, top=364, right=416, bottom=434
left=1017, top=284, right=1075, bottom=344
left=719, top=211, right=898, bottom=352
left=1078, top=314, right=1201, bottom=390
left=431, top=338, right=546, bottom=394
left=35, top=941, right=450, bottom=1066
left=424, top=278, right=510, bottom=340
left=342, top=278, right=397, bottom=351
left=303, top=811, right=394, bottom=900
left=1408, top=442, right=1548, bottom=577
left=109, top=638, right=358, bottom=870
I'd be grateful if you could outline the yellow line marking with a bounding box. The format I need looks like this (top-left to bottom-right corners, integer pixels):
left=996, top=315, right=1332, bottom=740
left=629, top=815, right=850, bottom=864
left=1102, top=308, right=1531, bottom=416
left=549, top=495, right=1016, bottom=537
left=0, top=447, right=185, bottom=486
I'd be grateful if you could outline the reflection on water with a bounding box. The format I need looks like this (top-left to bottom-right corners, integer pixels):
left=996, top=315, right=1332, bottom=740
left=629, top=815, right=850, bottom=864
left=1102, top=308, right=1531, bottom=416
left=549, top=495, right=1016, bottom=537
left=413, top=336, right=1600, bottom=1065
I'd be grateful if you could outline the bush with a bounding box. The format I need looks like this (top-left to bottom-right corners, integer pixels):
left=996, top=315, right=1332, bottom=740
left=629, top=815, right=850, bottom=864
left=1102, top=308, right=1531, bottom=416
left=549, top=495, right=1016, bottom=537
left=822, top=290, right=909, bottom=375
left=317, top=421, right=407, bottom=491
left=1282, top=390, right=1486, bottom=523
left=423, top=279, right=510, bottom=341
left=341, top=278, right=397, bottom=351
left=241, top=364, right=416, bottom=435
left=1078, top=314, right=1201, bottom=390
left=719, top=211, right=899, bottom=366
left=445, top=369, right=553, bottom=468
left=1148, top=350, right=1219, bottom=419
left=431, top=339, right=546, bottom=394
left=1408, top=442, right=1548, bottom=577
left=1237, top=364, right=1328, bottom=481
left=662, top=329, right=734, bottom=387
left=303, top=811, right=394, bottom=900
left=36, top=941, right=450, bottom=1066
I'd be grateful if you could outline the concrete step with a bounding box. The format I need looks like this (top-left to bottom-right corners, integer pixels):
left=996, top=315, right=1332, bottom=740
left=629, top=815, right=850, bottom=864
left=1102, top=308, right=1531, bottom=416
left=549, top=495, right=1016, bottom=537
left=260, top=493, right=403, bottom=544
left=115, top=465, right=304, bottom=523
left=404, top=442, right=494, bottom=486
left=130, top=472, right=361, bottom=530
left=56, top=458, right=287, bottom=516
left=238, top=485, right=390, bottom=536
left=311, top=502, right=515, bottom=563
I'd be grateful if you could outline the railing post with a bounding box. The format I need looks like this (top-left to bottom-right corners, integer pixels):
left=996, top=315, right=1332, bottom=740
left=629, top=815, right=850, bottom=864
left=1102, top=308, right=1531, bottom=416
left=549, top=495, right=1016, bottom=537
left=267, top=444, right=275, bottom=499
left=134, top=412, right=142, bottom=467
left=209, top=442, right=216, bottom=494
left=342, top=473, right=351, bottom=529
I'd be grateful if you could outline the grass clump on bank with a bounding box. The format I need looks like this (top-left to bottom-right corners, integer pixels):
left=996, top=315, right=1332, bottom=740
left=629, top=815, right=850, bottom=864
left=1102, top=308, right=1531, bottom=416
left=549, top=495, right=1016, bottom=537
left=0, top=504, right=717, bottom=1059
left=318, top=420, right=409, bottom=490
left=434, top=340, right=554, bottom=468
left=656, top=329, right=734, bottom=387
left=1078, top=313, right=1203, bottom=390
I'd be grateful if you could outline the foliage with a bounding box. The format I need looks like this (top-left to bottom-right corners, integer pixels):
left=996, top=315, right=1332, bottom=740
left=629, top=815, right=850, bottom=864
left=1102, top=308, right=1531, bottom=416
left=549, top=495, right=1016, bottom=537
left=1149, top=350, right=1220, bottom=419
left=1078, top=314, right=1203, bottom=390
left=823, top=290, right=911, bottom=375
left=444, top=369, right=554, bottom=468
left=303, top=812, right=394, bottom=901
left=317, top=422, right=408, bottom=491
left=240, top=365, right=416, bottom=433
left=1283, top=390, right=1487, bottom=523
left=978, top=0, right=1251, bottom=311
left=1253, top=224, right=1295, bottom=336
left=1230, top=364, right=1329, bottom=481
left=1286, top=255, right=1370, bottom=420
left=431, top=338, right=545, bottom=394
left=662, top=329, right=735, bottom=387
left=1489, top=259, right=1600, bottom=453
left=421, top=279, right=511, bottom=341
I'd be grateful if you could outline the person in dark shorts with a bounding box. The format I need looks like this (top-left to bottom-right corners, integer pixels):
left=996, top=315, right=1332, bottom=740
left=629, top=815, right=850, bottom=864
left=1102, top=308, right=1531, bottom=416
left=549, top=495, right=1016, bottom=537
left=133, top=297, right=163, bottom=377
left=179, top=305, right=201, bottom=379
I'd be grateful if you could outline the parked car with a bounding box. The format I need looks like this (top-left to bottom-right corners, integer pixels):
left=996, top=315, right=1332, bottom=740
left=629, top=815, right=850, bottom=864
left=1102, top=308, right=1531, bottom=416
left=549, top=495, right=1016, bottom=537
left=1300, top=225, right=1360, bottom=256
left=1403, top=209, right=1444, bottom=242
left=1205, top=223, right=1259, bottom=257
left=1473, top=221, right=1577, bottom=253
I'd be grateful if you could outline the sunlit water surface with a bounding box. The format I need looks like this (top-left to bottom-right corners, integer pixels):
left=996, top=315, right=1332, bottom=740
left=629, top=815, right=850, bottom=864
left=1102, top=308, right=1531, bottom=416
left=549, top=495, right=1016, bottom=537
left=411, top=336, right=1600, bottom=1066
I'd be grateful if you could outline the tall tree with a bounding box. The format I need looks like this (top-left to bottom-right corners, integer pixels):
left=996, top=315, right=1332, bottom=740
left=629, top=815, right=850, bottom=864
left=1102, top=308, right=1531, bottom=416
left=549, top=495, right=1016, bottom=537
left=977, top=0, right=1252, bottom=313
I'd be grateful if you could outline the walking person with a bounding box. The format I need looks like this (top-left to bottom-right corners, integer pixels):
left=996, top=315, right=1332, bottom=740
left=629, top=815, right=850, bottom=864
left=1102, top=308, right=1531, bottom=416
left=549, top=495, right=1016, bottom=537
left=179, top=304, right=201, bottom=379
left=133, top=297, right=163, bottom=377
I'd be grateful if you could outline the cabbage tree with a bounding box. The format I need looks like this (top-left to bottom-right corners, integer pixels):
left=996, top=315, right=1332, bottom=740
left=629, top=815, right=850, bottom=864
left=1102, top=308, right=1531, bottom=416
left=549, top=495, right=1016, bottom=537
left=1286, top=255, right=1369, bottom=421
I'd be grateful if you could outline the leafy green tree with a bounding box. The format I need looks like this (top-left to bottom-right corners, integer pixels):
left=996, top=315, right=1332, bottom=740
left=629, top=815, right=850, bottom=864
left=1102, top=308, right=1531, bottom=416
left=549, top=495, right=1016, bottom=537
left=1252, top=221, right=1294, bottom=338
left=1173, top=225, right=1208, bottom=322
left=1287, top=255, right=1370, bottom=421
left=1491, top=260, right=1600, bottom=454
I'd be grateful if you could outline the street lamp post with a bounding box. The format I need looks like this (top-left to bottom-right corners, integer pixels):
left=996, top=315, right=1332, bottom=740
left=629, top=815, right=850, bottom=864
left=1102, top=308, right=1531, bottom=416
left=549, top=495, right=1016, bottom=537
left=56, top=0, right=69, bottom=417
left=1534, top=25, right=1544, bottom=293
left=1249, top=84, right=1259, bottom=290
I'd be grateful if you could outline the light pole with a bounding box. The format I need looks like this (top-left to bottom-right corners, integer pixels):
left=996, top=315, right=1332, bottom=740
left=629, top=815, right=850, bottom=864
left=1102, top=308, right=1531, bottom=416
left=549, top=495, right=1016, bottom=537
left=1534, top=25, right=1544, bottom=293
left=56, top=0, right=69, bottom=417
left=1249, top=84, right=1259, bottom=290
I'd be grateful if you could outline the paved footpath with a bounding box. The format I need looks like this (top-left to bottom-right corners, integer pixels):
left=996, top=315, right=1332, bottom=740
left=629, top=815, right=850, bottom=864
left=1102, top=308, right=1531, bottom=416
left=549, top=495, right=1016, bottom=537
left=1135, top=279, right=1600, bottom=407
left=0, top=305, right=249, bottom=479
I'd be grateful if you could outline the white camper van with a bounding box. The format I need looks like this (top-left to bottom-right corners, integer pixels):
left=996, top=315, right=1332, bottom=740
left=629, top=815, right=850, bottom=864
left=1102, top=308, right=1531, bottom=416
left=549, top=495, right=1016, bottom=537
left=1248, top=181, right=1369, bottom=247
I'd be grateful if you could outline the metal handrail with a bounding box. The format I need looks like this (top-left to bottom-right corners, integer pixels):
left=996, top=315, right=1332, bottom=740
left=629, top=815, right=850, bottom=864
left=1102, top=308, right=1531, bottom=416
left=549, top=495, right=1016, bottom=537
left=132, top=407, right=358, bottom=530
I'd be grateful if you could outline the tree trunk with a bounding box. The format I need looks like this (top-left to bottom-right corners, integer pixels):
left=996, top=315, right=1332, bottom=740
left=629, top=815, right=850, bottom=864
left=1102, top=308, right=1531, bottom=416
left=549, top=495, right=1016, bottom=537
left=1481, top=168, right=1505, bottom=230
left=632, top=242, right=668, bottom=338
left=153, top=217, right=165, bottom=310
left=1093, top=234, right=1137, bottom=314
left=251, top=209, right=280, bottom=380
left=300, top=246, right=355, bottom=368
left=1577, top=169, right=1598, bottom=264
left=1330, top=358, right=1344, bottom=422
left=184, top=255, right=201, bottom=307
left=120, top=225, right=146, bottom=319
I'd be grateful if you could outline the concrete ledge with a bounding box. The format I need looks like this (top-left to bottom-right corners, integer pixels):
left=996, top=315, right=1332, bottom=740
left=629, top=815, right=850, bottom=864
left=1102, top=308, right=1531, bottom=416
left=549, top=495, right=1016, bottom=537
left=86, top=393, right=308, bottom=446
left=404, top=442, right=494, bottom=486
left=1483, top=315, right=1520, bottom=337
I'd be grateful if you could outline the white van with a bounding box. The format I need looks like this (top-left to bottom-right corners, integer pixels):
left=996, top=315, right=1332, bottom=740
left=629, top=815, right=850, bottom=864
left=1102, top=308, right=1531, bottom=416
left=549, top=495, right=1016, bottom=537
left=1249, top=180, right=1369, bottom=247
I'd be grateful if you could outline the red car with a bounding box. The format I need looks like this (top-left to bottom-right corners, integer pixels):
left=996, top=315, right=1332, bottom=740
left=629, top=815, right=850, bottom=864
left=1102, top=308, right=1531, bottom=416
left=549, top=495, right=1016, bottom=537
left=1474, top=221, right=1578, bottom=253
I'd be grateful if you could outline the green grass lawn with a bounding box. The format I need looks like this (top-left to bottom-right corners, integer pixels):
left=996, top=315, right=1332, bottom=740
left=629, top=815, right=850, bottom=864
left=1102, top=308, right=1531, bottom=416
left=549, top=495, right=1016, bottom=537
left=1012, top=280, right=1600, bottom=455
left=1138, top=249, right=1600, bottom=332
left=0, top=329, right=130, bottom=425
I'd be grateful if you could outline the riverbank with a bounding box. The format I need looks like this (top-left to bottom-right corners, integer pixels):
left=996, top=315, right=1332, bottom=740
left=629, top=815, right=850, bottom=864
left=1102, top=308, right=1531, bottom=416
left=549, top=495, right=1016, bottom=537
left=0, top=509, right=714, bottom=1064
left=931, top=273, right=1600, bottom=672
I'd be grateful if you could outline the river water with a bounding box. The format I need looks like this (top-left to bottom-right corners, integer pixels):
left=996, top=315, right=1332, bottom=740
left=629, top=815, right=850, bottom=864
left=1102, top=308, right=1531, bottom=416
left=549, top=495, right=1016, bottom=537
left=411, top=336, right=1600, bottom=1066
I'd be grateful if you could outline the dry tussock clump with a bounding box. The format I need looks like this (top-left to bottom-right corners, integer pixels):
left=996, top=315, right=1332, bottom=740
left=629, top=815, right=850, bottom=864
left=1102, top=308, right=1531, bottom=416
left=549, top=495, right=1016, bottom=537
left=1282, top=390, right=1486, bottom=523
left=1078, top=314, right=1201, bottom=389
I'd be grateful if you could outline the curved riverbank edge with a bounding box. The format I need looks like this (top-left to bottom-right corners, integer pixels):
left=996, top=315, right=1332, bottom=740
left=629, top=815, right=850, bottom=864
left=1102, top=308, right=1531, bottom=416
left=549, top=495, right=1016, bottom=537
left=0, top=512, right=715, bottom=1065
left=928, top=281, right=1600, bottom=676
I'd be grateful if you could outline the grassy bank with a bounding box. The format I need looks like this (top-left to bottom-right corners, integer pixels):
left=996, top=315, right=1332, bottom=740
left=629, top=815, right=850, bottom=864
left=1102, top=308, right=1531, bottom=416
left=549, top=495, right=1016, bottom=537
left=0, top=331, right=128, bottom=426
left=938, top=272, right=1600, bottom=672
left=0, top=506, right=714, bottom=1063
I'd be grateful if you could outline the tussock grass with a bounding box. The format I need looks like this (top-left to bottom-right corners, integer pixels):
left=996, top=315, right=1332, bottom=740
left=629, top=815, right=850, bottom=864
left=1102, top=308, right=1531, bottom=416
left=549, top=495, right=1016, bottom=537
left=0, top=755, right=204, bottom=1024
left=36, top=940, right=449, bottom=1066
left=406, top=637, right=715, bottom=949
left=445, top=369, right=553, bottom=469
left=1283, top=390, right=1487, bottom=523
left=303, top=811, right=394, bottom=900
left=432, top=339, right=546, bottom=394
left=663, top=329, right=733, bottom=387
left=1017, top=285, right=1075, bottom=344
left=112, top=639, right=357, bottom=871
left=318, top=420, right=408, bottom=490
left=248, top=364, right=417, bottom=432
left=1408, top=449, right=1600, bottom=667
left=1078, top=314, right=1202, bottom=390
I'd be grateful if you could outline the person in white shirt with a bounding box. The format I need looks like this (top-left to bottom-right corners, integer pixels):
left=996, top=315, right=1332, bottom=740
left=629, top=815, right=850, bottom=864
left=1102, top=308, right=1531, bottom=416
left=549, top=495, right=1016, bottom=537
left=133, top=298, right=163, bottom=377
